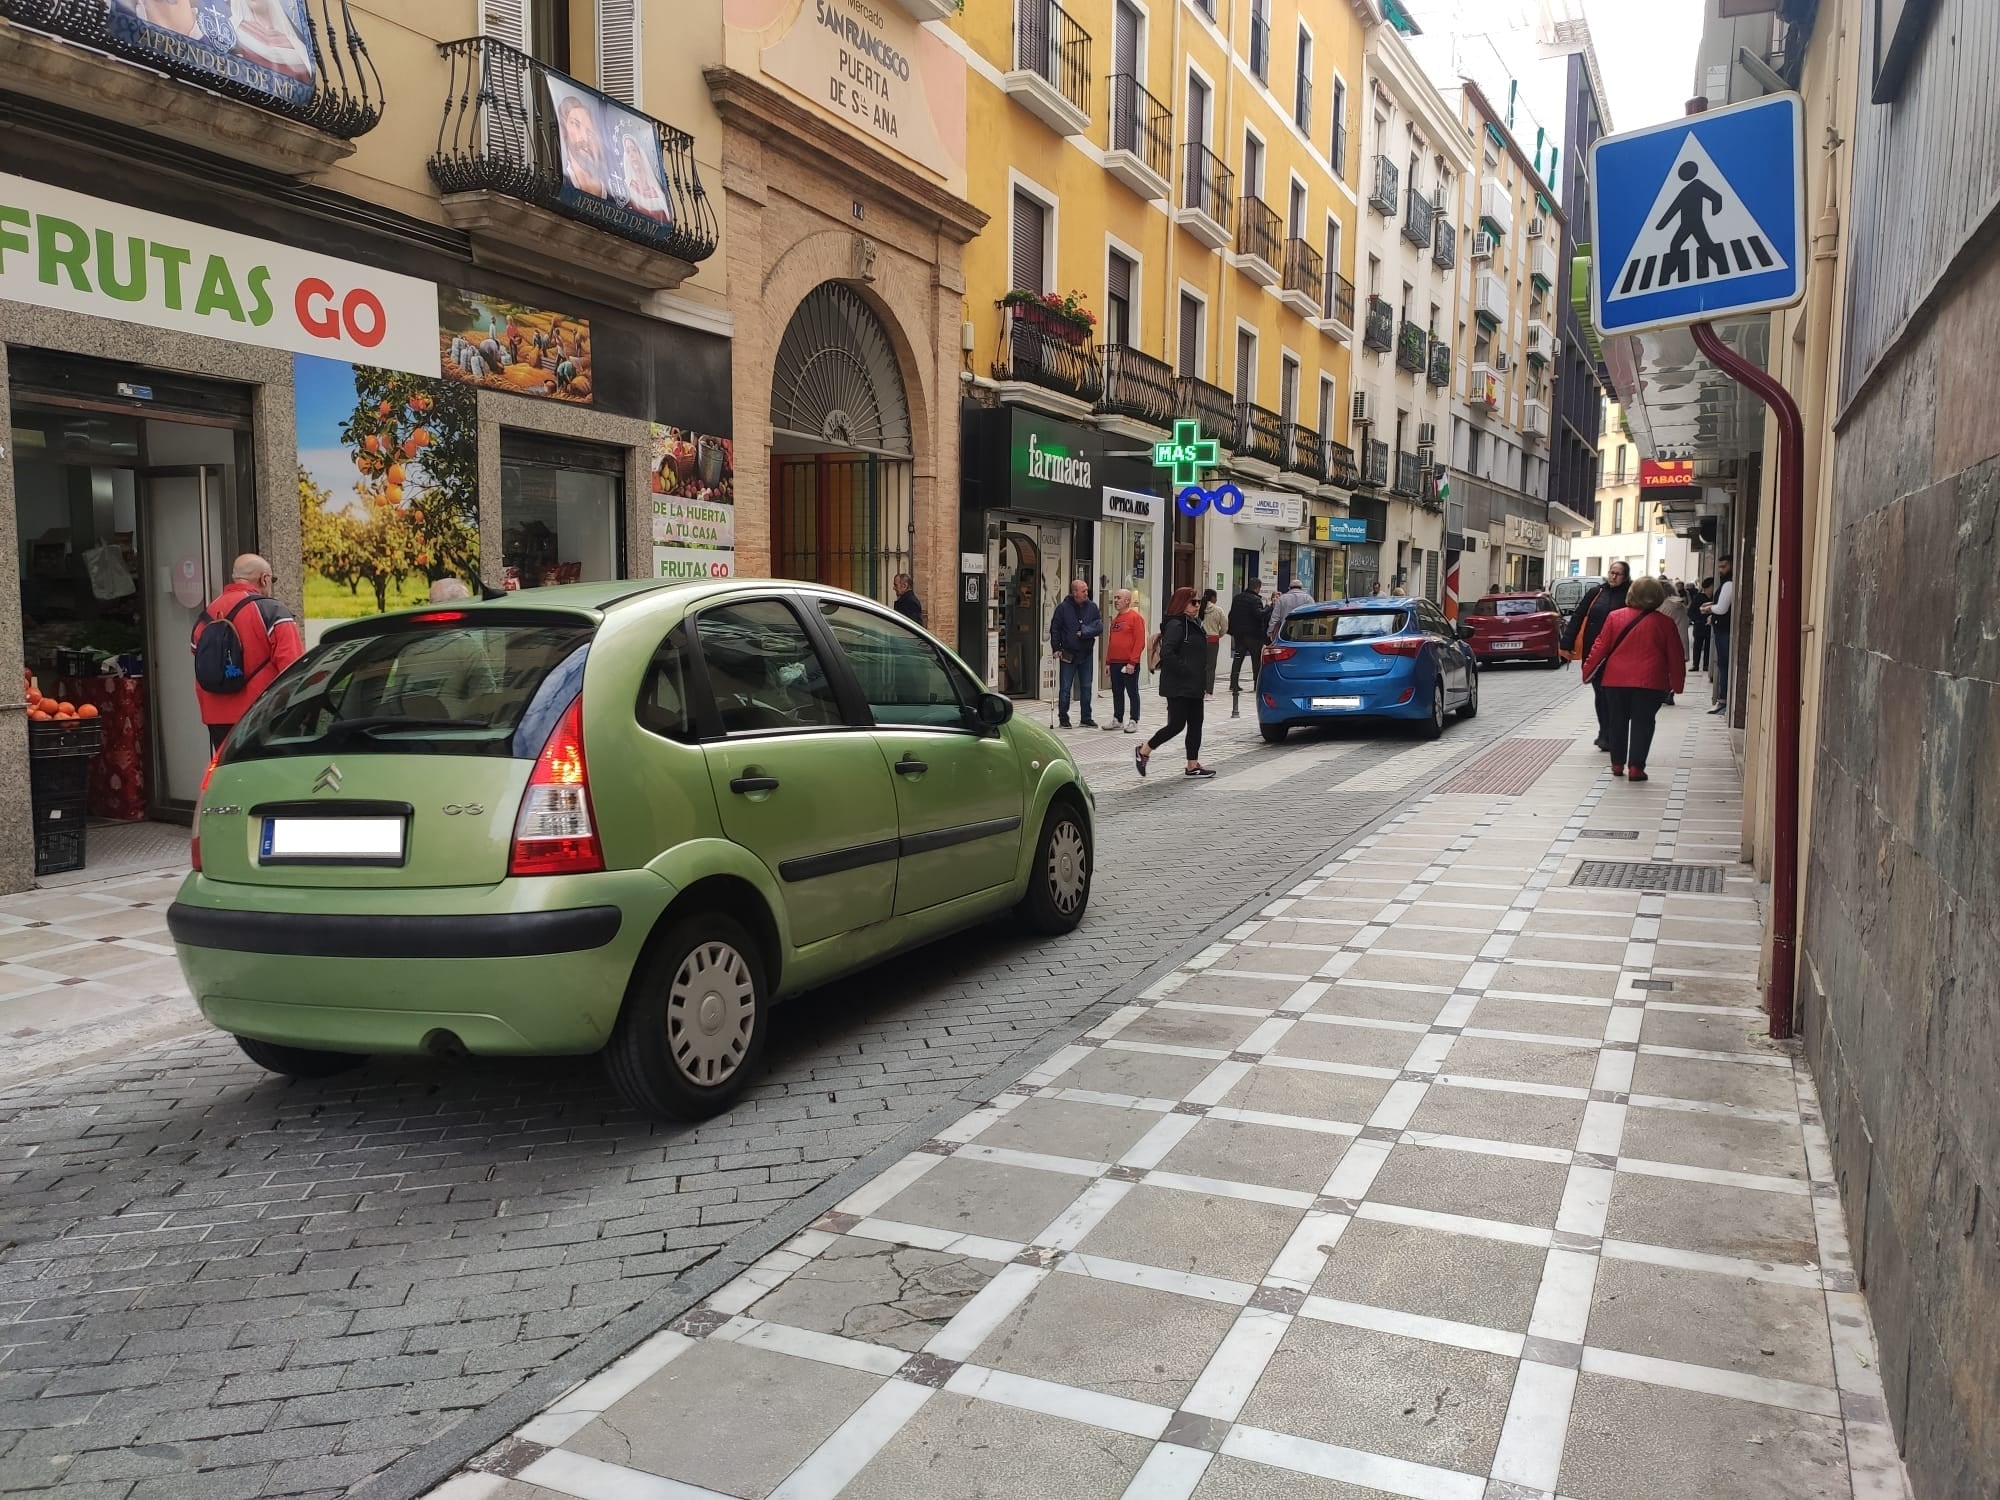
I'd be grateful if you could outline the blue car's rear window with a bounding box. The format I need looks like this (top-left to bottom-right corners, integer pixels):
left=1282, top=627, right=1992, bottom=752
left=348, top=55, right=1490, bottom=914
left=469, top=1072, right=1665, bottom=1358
left=1281, top=609, right=1408, bottom=642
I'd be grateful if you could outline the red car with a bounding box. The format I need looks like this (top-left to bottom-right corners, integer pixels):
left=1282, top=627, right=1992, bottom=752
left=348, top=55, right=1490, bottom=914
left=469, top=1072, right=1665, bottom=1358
left=1460, top=591, right=1564, bottom=667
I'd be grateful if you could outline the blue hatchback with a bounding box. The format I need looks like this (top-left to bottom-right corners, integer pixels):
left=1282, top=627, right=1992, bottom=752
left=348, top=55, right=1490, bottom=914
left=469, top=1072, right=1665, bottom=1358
left=1257, top=597, right=1480, bottom=743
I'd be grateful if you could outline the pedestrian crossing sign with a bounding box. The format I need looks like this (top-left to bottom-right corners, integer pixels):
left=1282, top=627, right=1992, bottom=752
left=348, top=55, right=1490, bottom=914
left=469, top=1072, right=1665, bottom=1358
left=1589, top=93, right=1805, bottom=337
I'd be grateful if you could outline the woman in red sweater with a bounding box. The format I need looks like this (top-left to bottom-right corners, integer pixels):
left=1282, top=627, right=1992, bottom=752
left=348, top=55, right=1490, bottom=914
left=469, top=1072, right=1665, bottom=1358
left=1581, top=575, right=1687, bottom=782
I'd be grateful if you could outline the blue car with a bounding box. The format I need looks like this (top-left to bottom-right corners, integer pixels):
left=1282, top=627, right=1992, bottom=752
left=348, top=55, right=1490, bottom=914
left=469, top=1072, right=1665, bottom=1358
left=1257, top=596, right=1480, bottom=743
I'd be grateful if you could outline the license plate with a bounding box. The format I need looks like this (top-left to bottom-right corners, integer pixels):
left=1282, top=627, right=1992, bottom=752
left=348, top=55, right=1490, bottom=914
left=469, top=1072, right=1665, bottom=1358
left=1311, top=696, right=1363, bottom=709
left=1493, top=641, right=1523, bottom=651
left=260, top=817, right=406, bottom=865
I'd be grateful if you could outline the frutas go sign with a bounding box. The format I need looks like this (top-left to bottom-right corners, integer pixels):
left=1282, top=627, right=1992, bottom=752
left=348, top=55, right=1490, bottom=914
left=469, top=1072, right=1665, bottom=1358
left=0, top=174, right=440, bottom=376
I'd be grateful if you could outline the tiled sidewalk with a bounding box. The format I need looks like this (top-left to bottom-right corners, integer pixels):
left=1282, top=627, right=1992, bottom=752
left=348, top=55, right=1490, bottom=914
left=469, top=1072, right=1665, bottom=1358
left=432, top=698, right=1909, bottom=1500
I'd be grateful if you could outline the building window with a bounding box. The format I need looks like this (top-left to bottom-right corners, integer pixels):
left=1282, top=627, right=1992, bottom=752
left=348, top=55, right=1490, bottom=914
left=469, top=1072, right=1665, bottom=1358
left=1178, top=293, right=1203, bottom=378
left=1010, top=189, right=1048, bottom=291
left=1615, top=445, right=1628, bottom=483
left=1330, top=77, right=1348, bottom=178
left=1323, top=217, right=1341, bottom=281
left=1294, top=26, right=1312, bottom=132
left=1318, top=375, right=1337, bottom=436
left=1107, top=250, right=1135, bottom=345
left=1249, top=0, right=1269, bottom=81
left=1280, top=355, right=1300, bottom=426
left=499, top=431, right=625, bottom=590
left=527, top=0, right=571, bottom=71
left=1288, top=180, right=1307, bottom=239
left=1614, top=499, right=1624, bottom=532
left=1236, top=328, right=1257, bottom=401
left=1243, top=131, right=1264, bottom=199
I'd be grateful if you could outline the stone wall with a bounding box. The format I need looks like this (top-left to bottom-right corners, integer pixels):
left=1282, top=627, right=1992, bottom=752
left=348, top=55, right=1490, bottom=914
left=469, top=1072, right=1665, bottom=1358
left=1804, top=242, right=2000, bottom=1499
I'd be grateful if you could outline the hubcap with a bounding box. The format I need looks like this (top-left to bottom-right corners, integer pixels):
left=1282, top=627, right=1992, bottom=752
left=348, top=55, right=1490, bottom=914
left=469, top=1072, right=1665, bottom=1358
left=666, top=940, right=756, bottom=1087
left=1047, top=819, right=1089, bottom=915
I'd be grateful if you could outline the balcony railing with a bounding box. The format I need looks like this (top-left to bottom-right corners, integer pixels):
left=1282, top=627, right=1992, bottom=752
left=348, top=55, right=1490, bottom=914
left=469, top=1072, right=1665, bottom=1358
left=1014, top=0, right=1091, bottom=124
left=430, top=37, right=717, bottom=266
left=1474, top=270, right=1507, bottom=326
left=1393, top=450, right=1424, bottom=497
left=1235, top=194, right=1281, bottom=268
left=1282, top=237, right=1322, bottom=305
left=1362, top=295, right=1395, bottom=353
left=1325, top=441, right=1359, bottom=489
left=1282, top=423, right=1324, bottom=481
left=1361, top=438, right=1390, bottom=488
left=995, top=300, right=1102, bottom=403
left=1433, top=218, right=1456, bottom=270
left=1417, top=465, right=1445, bottom=512
left=1402, top=188, right=1436, bottom=248
left=1368, top=155, right=1400, bottom=215
left=1097, top=344, right=1178, bottom=430
left=1322, top=269, right=1356, bottom=330
left=7, top=0, right=385, bottom=137
left=1234, top=401, right=1285, bottom=468
left=1396, top=320, right=1428, bottom=374
left=1175, top=375, right=1236, bottom=449
left=1107, top=73, right=1172, bottom=182
left=1470, top=363, right=1501, bottom=411
left=1181, top=142, right=1234, bottom=233
left=1427, top=337, right=1452, bottom=387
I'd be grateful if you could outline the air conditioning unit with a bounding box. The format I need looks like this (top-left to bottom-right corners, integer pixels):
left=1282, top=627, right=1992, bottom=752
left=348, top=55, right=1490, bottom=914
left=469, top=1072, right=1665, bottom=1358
left=1351, top=389, right=1376, bottom=425
left=1527, top=216, right=1546, bottom=239
left=1471, top=231, right=1495, bottom=260
left=1417, top=420, right=1437, bottom=448
left=1493, top=350, right=1511, bottom=373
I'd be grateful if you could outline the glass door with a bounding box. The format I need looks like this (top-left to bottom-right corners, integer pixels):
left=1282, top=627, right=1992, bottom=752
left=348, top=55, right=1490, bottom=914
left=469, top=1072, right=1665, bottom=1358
left=139, top=466, right=224, bottom=812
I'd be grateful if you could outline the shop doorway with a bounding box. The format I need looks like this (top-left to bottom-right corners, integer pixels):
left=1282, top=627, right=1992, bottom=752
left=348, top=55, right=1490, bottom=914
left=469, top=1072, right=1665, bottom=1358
left=10, top=355, right=257, bottom=873
left=769, top=283, right=914, bottom=601
left=499, top=431, right=627, bottom=589
left=994, top=528, right=1044, bottom=699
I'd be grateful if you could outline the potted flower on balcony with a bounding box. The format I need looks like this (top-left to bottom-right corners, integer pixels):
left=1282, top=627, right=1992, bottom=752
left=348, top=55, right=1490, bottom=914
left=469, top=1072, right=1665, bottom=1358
left=1001, top=289, right=1097, bottom=346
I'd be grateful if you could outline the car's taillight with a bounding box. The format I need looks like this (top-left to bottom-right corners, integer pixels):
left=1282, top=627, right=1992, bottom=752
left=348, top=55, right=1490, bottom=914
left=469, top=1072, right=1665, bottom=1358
left=1262, top=645, right=1297, bottom=663
left=1371, top=637, right=1425, bottom=656
left=509, top=697, right=604, bottom=876
left=191, top=753, right=219, bottom=872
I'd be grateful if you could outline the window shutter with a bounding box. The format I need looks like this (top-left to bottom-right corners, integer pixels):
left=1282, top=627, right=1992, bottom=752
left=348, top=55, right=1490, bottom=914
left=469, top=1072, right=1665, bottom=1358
left=1011, top=193, right=1046, bottom=291
left=479, top=0, right=527, bottom=50
left=1236, top=330, right=1255, bottom=399
left=597, top=0, right=642, bottom=107
left=1178, top=294, right=1200, bottom=378
left=1107, top=252, right=1132, bottom=305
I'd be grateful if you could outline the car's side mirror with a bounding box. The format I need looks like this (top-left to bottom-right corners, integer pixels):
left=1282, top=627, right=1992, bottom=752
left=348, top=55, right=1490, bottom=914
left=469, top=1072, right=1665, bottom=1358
left=1457, top=623, right=1477, bottom=641
left=975, top=692, right=1014, bottom=729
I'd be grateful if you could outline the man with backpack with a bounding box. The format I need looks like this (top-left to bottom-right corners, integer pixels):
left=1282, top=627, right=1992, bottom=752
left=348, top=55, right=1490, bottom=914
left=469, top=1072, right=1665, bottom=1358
left=193, top=555, right=304, bottom=751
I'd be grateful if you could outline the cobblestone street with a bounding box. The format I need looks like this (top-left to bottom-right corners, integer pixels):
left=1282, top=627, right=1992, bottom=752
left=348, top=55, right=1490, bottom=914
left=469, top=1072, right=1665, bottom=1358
left=0, top=670, right=1621, bottom=1499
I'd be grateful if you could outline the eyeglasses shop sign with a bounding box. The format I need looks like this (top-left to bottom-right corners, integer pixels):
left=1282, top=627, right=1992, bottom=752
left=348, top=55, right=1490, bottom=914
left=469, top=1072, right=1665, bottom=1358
left=0, top=174, right=438, bottom=376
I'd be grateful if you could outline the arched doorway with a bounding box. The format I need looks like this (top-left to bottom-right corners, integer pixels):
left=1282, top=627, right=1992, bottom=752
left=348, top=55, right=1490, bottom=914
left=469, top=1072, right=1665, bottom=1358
left=769, top=284, right=914, bottom=599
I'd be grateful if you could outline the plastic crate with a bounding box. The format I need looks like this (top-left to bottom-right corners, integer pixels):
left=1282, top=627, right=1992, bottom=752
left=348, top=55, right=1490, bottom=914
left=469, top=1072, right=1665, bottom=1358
left=30, top=754, right=92, bottom=804
left=33, top=823, right=86, bottom=877
left=28, top=720, right=104, bottom=757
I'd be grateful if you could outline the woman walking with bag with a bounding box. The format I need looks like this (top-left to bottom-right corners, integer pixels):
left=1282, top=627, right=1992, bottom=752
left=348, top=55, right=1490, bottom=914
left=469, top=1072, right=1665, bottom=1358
left=1582, top=576, right=1686, bottom=782
left=1136, top=588, right=1215, bottom=779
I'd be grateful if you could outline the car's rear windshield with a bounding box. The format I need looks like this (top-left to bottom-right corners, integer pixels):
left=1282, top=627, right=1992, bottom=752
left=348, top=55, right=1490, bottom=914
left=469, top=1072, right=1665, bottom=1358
left=1465, top=597, right=1548, bottom=617
left=225, top=620, right=594, bottom=761
left=1281, top=609, right=1408, bottom=642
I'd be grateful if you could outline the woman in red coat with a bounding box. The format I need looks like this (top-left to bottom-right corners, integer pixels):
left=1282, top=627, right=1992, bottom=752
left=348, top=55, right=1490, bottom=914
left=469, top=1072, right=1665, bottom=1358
left=1581, top=576, right=1687, bottom=782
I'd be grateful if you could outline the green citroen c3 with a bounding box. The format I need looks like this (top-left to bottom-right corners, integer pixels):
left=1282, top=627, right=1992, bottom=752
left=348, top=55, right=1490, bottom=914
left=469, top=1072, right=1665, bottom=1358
left=168, top=579, right=1094, bottom=1119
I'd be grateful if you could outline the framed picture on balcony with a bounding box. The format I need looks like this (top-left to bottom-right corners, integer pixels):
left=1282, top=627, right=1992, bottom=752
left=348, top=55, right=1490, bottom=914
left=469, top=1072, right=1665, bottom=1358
left=546, top=77, right=675, bottom=231
left=108, top=0, right=316, bottom=105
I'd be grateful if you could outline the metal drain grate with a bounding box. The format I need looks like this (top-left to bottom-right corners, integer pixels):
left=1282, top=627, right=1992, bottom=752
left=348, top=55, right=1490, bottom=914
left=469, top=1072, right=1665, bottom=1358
left=1571, top=861, right=1727, bottom=893
left=1577, top=830, right=1641, bottom=840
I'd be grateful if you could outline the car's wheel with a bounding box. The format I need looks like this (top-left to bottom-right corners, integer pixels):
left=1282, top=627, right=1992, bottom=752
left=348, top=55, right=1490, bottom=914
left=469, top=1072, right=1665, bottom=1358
left=234, top=1036, right=365, bottom=1079
left=608, top=913, right=768, bottom=1120
left=1420, top=681, right=1447, bottom=740
left=1261, top=722, right=1289, bottom=744
left=1458, top=671, right=1480, bottom=720
left=1017, top=798, right=1092, bottom=935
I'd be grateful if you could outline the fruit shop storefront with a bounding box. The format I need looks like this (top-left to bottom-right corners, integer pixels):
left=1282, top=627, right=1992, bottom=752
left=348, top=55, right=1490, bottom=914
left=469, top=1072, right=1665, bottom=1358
left=0, top=172, right=730, bottom=891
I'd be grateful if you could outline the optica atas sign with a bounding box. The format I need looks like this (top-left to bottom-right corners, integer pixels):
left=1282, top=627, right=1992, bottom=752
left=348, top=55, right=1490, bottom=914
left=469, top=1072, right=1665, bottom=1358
left=0, top=174, right=440, bottom=376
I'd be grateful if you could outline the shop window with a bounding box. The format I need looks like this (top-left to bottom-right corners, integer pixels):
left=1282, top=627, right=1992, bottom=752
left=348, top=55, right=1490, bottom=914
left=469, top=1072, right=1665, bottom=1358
left=499, top=431, right=626, bottom=589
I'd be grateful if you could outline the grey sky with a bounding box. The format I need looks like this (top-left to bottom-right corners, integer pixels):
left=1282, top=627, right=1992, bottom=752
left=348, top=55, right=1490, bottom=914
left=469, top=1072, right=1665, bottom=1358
left=1583, top=0, right=1706, bottom=133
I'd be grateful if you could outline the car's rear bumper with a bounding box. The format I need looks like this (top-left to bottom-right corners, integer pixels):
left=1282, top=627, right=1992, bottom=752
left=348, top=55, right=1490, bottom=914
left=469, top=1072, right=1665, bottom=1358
left=170, top=870, right=674, bottom=1056
left=1472, top=639, right=1559, bottom=659
left=1257, top=681, right=1425, bottom=722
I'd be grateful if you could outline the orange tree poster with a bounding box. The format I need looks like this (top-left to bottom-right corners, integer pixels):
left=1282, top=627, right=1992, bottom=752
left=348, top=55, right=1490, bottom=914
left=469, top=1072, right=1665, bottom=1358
left=294, top=352, right=478, bottom=641
left=439, top=290, right=592, bottom=403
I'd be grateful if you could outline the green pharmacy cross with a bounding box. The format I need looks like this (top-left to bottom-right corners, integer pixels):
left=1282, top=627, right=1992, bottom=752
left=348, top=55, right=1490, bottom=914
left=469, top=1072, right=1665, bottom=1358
left=1153, top=420, right=1220, bottom=488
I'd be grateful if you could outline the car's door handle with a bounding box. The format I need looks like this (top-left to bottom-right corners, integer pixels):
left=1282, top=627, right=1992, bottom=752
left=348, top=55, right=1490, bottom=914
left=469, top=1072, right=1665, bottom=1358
left=730, top=775, right=780, bottom=794
left=894, top=757, right=928, bottom=776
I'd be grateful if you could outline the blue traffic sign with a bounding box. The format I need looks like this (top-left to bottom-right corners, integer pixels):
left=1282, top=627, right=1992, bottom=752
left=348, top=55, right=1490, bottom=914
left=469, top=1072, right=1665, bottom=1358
left=1589, top=94, right=1805, bottom=337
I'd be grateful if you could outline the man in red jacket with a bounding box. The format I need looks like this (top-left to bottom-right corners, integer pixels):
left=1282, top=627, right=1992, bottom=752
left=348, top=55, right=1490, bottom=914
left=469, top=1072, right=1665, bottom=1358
left=195, top=555, right=305, bottom=751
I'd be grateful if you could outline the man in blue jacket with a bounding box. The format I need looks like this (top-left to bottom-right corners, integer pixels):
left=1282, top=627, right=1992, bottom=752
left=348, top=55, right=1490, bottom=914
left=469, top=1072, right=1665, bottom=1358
left=1049, top=577, right=1104, bottom=729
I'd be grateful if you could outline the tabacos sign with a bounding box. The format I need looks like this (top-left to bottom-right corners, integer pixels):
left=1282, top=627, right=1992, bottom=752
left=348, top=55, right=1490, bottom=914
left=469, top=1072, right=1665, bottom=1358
left=0, top=174, right=439, bottom=377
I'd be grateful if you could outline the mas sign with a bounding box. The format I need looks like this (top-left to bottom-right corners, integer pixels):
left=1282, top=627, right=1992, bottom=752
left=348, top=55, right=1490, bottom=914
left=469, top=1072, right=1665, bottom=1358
left=0, top=174, right=439, bottom=376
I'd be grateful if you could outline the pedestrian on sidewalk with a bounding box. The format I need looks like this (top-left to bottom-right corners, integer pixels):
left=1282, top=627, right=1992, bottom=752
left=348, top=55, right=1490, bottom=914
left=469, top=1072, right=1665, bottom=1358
left=1049, top=578, right=1104, bottom=729
left=1136, top=587, right=1214, bottom=779
left=1562, top=560, right=1630, bottom=750
left=1200, top=589, right=1228, bottom=698
left=1658, top=583, right=1692, bottom=706
left=1268, top=576, right=1314, bottom=644
left=193, top=553, right=304, bottom=752
left=1105, top=588, right=1147, bottom=733
left=891, top=572, right=925, bottom=626
left=1688, top=578, right=1713, bottom=670
left=1227, top=577, right=1268, bottom=700
left=1583, top=575, right=1686, bottom=782
left=1701, top=554, right=1735, bottom=716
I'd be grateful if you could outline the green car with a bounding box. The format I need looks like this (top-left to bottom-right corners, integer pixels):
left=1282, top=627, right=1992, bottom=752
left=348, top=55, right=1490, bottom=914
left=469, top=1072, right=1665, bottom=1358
left=168, top=580, right=1094, bottom=1119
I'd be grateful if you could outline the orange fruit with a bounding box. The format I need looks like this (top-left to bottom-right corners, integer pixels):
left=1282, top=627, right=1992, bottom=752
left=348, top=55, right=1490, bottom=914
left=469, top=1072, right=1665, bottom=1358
left=28, top=710, right=47, bottom=721
left=78, top=703, right=99, bottom=719
left=56, top=702, right=74, bottom=716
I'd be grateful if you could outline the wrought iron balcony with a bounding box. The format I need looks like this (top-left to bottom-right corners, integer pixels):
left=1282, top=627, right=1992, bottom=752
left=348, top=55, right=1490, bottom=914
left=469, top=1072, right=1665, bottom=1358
left=1234, top=401, right=1285, bottom=468
left=1234, top=194, right=1282, bottom=277
left=1427, top=337, right=1452, bottom=388
left=1362, top=295, right=1395, bottom=354
left=1321, top=269, right=1356, bottom=332
left=1281, top=237, right=1322, bottom=309
left=1433, top=218, right=1456, bottom=270
left=1282, top=423, right=1324, bottom=482
left=430, top=37, right=716, bottom=270
left=1393, top=450, right=1424, bottom=497
left=1361, top=438, right=1390, bottom=489
left=1097, top=344, right=1178, bottom=430
left=1368, top=155, right=1400, bottom=216
left=995, top=300, right=1103, bottom=404
left=1417, top=465, right=1445, bottom=512
left=1009, top=0, right=1091, bottom=135
left=1106, top=73, right=1172, bottom=195
left=1178, top=142, right=1235, bottom=246
left=4, top=0, right=384, bottom=139
left=1396, top=320, right=1428, bottom=374
left=1175, top=375, right=1236, bottom=449
left=1325, top=441, right=1359, bottom=490
left=1402, top=188, right=1435, bottom=248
